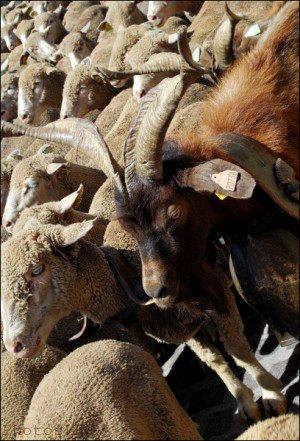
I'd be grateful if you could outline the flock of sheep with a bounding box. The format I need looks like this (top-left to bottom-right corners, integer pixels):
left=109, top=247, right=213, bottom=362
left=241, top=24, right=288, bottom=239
left=1, top=1, right=299, bottom=440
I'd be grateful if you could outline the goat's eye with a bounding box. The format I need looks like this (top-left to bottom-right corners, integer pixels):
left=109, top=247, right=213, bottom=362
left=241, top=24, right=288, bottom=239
left=167, top=205, right=181, bottom=220
left=32, top=264, right=44, bottom=276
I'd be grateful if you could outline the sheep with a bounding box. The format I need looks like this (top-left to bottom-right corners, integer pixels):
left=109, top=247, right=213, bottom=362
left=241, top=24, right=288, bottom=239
left=1, top=345, right=66, bottom=441
left=32, top=9, right=67, bottom=45
left=29, top=1, right=61, bottom=16
left=53, top=25, right=97, bottom=71
left=1, top=44, right=34, bottom=76
left=1, top=21, right=22, bottom=51
left=17, top=62, right=66, bottom=124
left=2, top=2, right=32, bottom=28
left=13, top=184, right=108, bottom=245
left=17, top=340, right=202, bottom=440
left=1, top=218, right=287, bottom=422
left=1, top=149, right=23, bottom=217
left=19, top=29, right=62, bottom=66
left=236, top=413, right=299, bottom=440
left=62, top=1, right=103, bottom=34
left=147, top=0, right=204, bottom=27
left=88, top=0, right=147, bottom=68
left=2, top=151, right=106, bottom=232
left=63, top=4, right=107, bottom=42
left=60, top=64, right=118, bottom=119
left=1, top=69, right=19, bottom=121
left=14, top=18, right=34, bottom=48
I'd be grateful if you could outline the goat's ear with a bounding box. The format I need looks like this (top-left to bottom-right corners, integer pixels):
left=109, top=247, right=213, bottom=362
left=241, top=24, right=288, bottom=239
left=175, top=159, right=256, bottom=199
left=57, top=184, right=84, bottom=214
left=47, top=162, right=70, bottom=175
left=56, top=219, right=95, bottom=247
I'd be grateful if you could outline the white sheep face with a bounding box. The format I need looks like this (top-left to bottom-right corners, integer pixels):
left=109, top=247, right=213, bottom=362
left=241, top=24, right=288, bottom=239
left=1, top=221, right=93, bottom=358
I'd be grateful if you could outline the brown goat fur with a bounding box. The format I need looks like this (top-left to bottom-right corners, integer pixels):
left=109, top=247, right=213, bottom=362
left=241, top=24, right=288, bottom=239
left=115, top=1, right=299, bottom=311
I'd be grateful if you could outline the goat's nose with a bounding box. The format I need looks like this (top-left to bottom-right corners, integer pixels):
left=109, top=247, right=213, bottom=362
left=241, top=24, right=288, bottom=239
left=150, top=286, right=169, bottom=299
left=2, top=220, right=13, bottom=233
left=13, top=341, right=24, bottom=354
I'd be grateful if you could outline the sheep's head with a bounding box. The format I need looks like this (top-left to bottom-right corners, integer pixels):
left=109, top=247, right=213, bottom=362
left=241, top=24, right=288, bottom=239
left=57, top=28, right=95, bottom=69
left=60, top=65, right=115, bottom=119
left=18, top=63, right=65, bottom=124
left=1, top=220, right=94, bottom=358
left=1, top=70, right=19, bottom=122
left=2, top=153, right=70, bottom=233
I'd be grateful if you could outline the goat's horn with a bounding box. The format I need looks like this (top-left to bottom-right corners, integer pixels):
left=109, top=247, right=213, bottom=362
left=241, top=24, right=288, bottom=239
left=213, top=1, right=245, bottom=71
left=124, top=28, right=205, bottom=189
left=1, top=119, right=124, bottom=191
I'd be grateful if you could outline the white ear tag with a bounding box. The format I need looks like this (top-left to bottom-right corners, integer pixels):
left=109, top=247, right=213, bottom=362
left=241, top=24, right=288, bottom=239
left=211, top=170, right=238, bottom=192
left=244, top=23, right=261, bottom=38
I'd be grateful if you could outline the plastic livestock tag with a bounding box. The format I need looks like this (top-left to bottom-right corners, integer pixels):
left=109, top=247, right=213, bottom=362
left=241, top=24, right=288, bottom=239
left=244, top=24, right=261, bottom=38
left=214, top=193, right=228, bottom=200
left=192, top=47, right=201, bottom=62
left=211, top=170, right=238, bottom=192
left=105, top=22, right=112, bottom=32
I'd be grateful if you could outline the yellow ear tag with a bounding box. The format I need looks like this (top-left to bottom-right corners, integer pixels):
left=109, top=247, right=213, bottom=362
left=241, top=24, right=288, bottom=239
left=58, top=167, right=71, bottom=175
left=31, top=11, right=38, bottom=17
left=105, top=22, right=112, bottom=32
left=95, top=75, right=106, bottom=84
left=215, top=192, right=228, bottom=200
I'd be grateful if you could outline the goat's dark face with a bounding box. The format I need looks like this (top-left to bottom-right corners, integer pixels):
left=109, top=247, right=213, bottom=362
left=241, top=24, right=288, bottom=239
left=116, top=177, right=224, bottom=311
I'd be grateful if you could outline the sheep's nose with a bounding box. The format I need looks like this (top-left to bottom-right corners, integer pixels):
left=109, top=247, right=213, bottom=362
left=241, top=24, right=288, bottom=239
left=18, top=113, right=29, bottom=121
left=61, top=114, right=69, bottom=119
left=134, top=89, right=146, bottom=102
left=2, top=220, right=13, bottom=233
left=13, top=341, right=24, bottom=354
left=148, top=14, right=157, bottom=21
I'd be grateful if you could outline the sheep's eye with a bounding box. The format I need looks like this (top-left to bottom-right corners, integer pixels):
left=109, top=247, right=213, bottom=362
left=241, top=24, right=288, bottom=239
left=49, top=19, right=54, bottom=24
left=32, top=264, right=44, bottom=276
left=167, top=205, right=181, bottom=220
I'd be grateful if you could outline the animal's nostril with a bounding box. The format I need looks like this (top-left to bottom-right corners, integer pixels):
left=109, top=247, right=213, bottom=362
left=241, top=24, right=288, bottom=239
left=3, top=220, right=13, bottom=232
left=63, top=114, right=68, bottom=119
left=19, top=113, right=28, bottom=121
left=152, top=287, right=168, bottom=299
left=13, top=341, right=23, bottom=353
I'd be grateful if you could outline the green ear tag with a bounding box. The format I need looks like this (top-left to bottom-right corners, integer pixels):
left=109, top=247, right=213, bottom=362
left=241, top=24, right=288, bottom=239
left=244, top=23, right=261, bottom=38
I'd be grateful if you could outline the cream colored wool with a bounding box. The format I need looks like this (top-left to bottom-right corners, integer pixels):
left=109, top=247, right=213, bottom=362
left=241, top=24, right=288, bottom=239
left=19, top=340, right=202, bottom=440
left=236, top=413, right=299, bottom=440
left=1, top=345, right=66, bottom=441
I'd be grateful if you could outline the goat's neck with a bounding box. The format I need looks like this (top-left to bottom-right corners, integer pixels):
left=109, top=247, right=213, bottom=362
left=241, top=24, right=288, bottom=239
left=69, top=240, right=133, bottom=323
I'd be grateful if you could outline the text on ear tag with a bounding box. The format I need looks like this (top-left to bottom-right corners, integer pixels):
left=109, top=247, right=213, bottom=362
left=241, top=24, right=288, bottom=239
left=211, top=170, right=238, bottom=191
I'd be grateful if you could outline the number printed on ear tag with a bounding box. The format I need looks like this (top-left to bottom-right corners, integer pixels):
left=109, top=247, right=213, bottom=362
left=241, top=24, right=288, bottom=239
left=211, top=170, right=238, bottom=192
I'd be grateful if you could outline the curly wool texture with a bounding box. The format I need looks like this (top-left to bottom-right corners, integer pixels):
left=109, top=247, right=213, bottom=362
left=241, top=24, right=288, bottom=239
left=9, top=152, right=106, bottom=213
left=1, top=345, right=66, bottom=441
left=236, top=413, right=299, bottom=440
left=19, top=340, right=202, bottom=440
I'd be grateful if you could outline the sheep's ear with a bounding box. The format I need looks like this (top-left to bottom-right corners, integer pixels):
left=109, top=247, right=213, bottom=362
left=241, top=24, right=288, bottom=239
left=19, top=50, right=29, bottom=65
left=175, top=159, right=256, bottom=199
left=57, top=219, right=95, bottom=247
left=47, top=162, right=70, bottom=175
left=57, top=184, right=84, bottom=214
left=80, top=21, right=91, bottom=34
left=54, top=4, right=63, bottom=17
left=37, top=144, right=54, bottom=155
left=168, top=29, right=194, bottom=44
left=80, top=56, right=92, bottom=66
left=7, top=149, right=23, bottom=161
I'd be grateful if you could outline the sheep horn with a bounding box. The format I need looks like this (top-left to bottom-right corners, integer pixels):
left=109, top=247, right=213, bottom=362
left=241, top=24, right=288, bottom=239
left=124, top=28, right=208, bottom=189
left=213, top=1, right=245, bottom=71
left=1, top=119, right=125, bottom=192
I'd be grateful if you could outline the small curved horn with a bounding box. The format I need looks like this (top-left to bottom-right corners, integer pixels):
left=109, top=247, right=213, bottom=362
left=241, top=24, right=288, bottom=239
left=213, top=1, right=245, bottom=71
